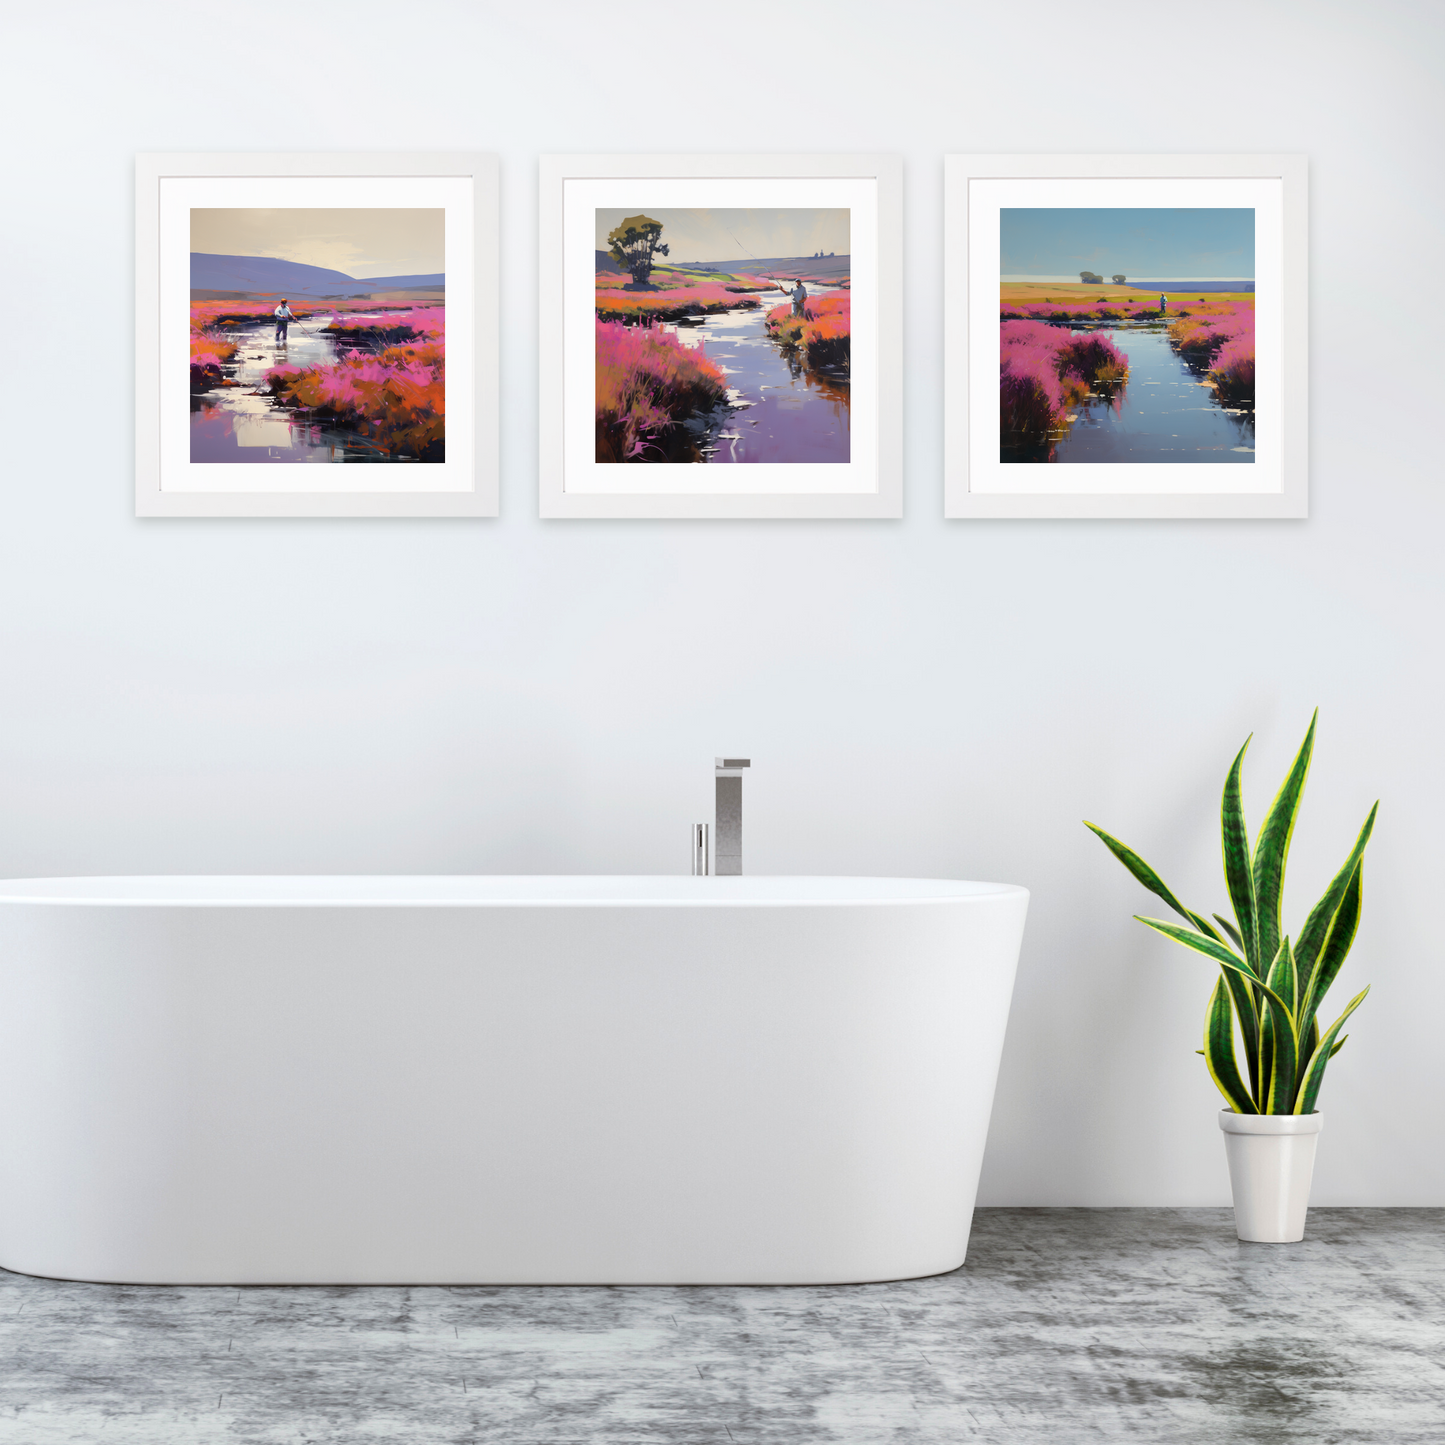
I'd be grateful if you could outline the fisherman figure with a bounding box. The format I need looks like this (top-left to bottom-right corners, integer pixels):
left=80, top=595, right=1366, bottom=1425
left=273, top=299, right=295, bottom=343
left=1158, top=291, right=1167, bottom=318
left=790, top=278, right=808, bottom=317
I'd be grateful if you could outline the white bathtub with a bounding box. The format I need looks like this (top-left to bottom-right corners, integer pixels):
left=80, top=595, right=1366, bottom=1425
left=0, top=875, right=1028, bottom=1286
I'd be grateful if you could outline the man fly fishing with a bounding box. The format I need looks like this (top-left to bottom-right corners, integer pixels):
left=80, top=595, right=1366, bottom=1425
left=775, top=277, right=809, bottom=317
left=273, top=299, right=295, bottom=344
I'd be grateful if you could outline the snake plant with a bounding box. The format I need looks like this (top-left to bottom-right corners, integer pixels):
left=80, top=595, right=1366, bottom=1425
left=1085, top=712, right=1375, bottom=1114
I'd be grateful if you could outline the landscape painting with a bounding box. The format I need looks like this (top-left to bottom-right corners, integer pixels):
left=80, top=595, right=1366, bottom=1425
left=189, top=208, right=445, bottom=463
left=999, top=208, right=1255, bottom=463
left=593, top=208, right=850, bottom=464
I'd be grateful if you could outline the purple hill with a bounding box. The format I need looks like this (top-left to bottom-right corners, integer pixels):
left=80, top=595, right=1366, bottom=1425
left=191, top=253, right=444, bottom=297
left=354, top=273, right=445, bottom=290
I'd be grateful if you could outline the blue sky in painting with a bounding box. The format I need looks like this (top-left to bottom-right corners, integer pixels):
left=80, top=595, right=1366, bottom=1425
left=1001, top=208, right=1254, bottom=279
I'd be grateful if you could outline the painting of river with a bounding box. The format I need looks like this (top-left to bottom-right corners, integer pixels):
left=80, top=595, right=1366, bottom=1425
left=999, top=207, right=1255, bottom=463
left=188, top=207, right=446, bottom=463
left=593, top=208, right=850, bottom=464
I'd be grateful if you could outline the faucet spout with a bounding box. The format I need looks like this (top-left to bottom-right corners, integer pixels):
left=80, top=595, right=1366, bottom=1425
left=714, top=758, right=750, bottom=876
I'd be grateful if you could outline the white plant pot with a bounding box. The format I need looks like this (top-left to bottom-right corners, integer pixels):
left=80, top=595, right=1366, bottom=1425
left=1218, top=1109, right=1323, bottom=1242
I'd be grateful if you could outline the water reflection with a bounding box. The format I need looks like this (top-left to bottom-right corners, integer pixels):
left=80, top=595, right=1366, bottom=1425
left=1006, top=322, right=1255, bottom=465
left=659, top=283, right=850, bottom=464
left=189, top=315, right=419, bottom=464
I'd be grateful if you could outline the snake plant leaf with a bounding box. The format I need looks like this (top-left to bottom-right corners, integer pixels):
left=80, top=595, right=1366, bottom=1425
left=1221, top=736, right=1259, bottom=971
left=1136, top=914, right=1294, bottom=1114
left=1213, top=914, right=1245, bottom=952
left=1265, top=937, right=1300, bottom=1017
left=1187, top=910, right=1228, bottom=945
left=1298, top=814, right=1374, bottom=1020
left=1329, top=1034, right=1348, bottom=1058
left=1084, top=823, right=1200, bottom=928
left=1133, top=916, right=1260, bottom=981
left=1294, top=987, right=1370, bottom=1114
left=1205, top=976, right=1257, bottom=1114
left=1260, top=987, right=1300, bottom=1114
left=1259, top=1009, right=1275, bottom=1110
left=1218, top=960, right=1262, bottom=1104
left=1252, top=711, right=1317, bottom=972
left=1134, top=917, right=1302, bottom=1033
left=1259, top=939, right=1299, bottom=1112
left=1298, top=866, right=1363, bottom=1064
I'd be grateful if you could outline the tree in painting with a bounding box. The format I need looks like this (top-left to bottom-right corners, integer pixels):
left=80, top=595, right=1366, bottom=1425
left=594, top=205, right=852, bottom=465
left=607, top=215, right=670, bottom=288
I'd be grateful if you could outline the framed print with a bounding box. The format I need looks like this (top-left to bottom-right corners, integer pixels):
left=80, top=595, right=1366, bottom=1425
left=136, top=152, right=498, bottom=518
left=539, top=153, right=902, bottom=519
left=944, top=154, right=1307, bottom=519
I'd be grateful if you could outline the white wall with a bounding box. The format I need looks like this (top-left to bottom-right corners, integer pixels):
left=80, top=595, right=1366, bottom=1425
left=3, top=0, right=1441, bottom=1205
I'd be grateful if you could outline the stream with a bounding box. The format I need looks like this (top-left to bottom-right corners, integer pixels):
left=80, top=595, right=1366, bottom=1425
left=1039, top=322, right=1254, bottom=464
left=661, top=284, right=850, bottom=464
left=190, top=316, right=401, bottom=463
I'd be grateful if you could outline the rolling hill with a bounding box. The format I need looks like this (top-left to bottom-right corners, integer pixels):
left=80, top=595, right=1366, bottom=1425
left=191, top=253, right=444, bottom=297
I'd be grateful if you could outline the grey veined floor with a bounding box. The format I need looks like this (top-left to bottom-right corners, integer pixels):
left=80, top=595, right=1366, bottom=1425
left=0, top=1209, right=1441, bottom=1444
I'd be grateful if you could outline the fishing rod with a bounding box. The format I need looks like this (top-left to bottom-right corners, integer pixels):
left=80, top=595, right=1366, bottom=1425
left=285, top=298, right=321, bottom=338
left=720, top=222, right=792, bottom=292
left=262, top=295, right=320, bottom=340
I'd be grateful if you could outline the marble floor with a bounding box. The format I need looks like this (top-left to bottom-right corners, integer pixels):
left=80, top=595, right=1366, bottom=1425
left=0, top=1209, right=1440, bottom=1444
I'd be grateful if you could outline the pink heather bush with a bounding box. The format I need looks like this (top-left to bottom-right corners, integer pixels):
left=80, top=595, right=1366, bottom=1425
left=1000, top=320, right=1129, bottom=448
left=189, top=329, right=238, bottom=385
left=189, top=302, right=249, bottom=384
left=595, top=281, right=764, bottom=322
left=1002, top=300, right=1161, bottom=324
left=189, top=336, right=236, bottom=370
left=190, top=300, right=324, bottom=330
left=1168, top=301, right=1255, bottom=401
left=323, top=307, right=445, bottom=342
left=595, top=319, right=728, bottom=462
left=1170, top=301, right=1253, bottom=362
left=264, top=341, right=445, bottom=460
left=1208, top=332, right=1255, bottom=402
left=190, top=300, right=439, bottom=334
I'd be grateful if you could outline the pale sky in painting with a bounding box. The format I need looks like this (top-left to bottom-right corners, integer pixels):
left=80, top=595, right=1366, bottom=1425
left=594, top=208, right=850, bottom=263
left=1001, top=208, right=1254, bottom=279
left=190, top=209, right=444, bottom=277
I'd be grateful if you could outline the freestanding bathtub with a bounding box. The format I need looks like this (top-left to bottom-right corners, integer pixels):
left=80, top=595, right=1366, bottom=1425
left=0, top=875, right=1028, bottom=1286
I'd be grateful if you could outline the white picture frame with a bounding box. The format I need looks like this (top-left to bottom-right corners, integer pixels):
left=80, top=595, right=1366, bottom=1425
left=539, top=153, right=902, bottom=519
left=944, top=153, right=1308, bottom=519
left=136, top=152, right=499, bottom=518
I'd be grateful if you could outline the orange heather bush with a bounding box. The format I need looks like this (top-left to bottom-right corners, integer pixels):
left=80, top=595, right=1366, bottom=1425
left=1168, top=301, right=1255, bottom=403
left=265, top=342, right=445, bottom=461
left=189, top=321, right=239, bottom=387
left=595, top=282, right=762, bottom=323
left=764, top=294, right=850, bottom=370
left=322, top=307, right=444, bottom=345
left=190, top=300, right=325, bottom=330
left=189, top=331, right=238, bottom=368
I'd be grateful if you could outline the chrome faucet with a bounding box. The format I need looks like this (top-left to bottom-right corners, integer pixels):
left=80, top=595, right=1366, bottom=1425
left=714, top=758, right=750, bottom=875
